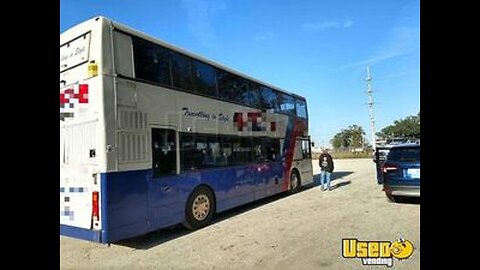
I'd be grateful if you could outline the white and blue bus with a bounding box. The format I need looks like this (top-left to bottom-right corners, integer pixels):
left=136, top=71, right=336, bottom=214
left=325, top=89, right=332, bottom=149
left=60, top=16, right=313, bottom=243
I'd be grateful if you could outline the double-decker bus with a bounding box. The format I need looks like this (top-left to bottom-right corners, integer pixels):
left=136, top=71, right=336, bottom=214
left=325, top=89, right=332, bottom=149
left=60, top=16, right=313, bottom=243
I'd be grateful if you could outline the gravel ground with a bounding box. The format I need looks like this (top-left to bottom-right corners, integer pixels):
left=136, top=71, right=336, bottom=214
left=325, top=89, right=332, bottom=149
left=60, top=158, right=420, bottom=269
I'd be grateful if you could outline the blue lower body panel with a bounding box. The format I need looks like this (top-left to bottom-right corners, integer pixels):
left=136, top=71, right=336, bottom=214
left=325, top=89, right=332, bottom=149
left=60, top=224, right=102, bottom=242
left=61, top=162, right=286, bottom=243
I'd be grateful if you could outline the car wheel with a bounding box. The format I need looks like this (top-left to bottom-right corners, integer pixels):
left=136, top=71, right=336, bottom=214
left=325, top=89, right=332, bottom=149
left=183, top=186, right=215, bottom=230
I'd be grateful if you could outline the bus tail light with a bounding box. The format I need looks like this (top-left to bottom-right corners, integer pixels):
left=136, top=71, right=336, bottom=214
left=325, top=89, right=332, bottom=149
left=92, top=191, right=99, bottom=221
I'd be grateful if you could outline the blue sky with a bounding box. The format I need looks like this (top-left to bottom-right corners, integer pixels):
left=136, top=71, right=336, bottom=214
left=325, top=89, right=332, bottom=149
left=60, top=0, right=419, bottom=147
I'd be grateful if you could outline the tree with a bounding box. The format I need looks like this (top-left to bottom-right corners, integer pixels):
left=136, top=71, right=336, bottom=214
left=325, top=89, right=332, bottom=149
left=377, top=112, right=420, bottom=141
left=348, top=125, right=365, bottom=149
left=330, top=125, right=366, bottom=151
left=331, top=133, right=344, bottom=149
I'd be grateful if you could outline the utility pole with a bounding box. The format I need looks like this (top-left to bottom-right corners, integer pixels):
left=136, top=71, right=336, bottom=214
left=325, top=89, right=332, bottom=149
left=365, top=66, right=377, bottom=150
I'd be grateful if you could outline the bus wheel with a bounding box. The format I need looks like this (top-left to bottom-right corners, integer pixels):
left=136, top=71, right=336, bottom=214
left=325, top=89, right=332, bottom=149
left=183, top=186, right=215, bottom=230
left=289, top=170, right=301, bottom=193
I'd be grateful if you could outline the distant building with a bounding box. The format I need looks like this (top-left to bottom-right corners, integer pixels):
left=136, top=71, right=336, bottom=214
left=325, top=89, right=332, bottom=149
left=376, top=138, right=387, bottom=146
left=376, top=136, right=418, bottom=147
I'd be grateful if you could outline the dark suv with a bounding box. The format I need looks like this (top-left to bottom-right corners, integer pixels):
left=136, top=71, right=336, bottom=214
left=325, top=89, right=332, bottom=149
left=380, top=143, right=420, bottom=202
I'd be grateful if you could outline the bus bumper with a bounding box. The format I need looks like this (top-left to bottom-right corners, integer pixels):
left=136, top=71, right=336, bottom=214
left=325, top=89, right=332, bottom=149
left=60, top=224, right=103, bottom=243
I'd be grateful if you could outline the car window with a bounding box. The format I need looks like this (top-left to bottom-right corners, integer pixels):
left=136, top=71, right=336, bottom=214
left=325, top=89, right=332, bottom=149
left=387, top=147, right=420, bottom=162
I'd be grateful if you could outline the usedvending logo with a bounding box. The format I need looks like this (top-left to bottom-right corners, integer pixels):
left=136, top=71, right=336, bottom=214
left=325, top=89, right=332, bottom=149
left=342, top=237, right=414, bottom=267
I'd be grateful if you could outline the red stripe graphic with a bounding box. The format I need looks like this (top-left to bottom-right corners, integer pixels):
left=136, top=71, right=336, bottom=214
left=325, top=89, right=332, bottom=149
left=60, top=88, right=72, bottom=105
left=233, top=111, right=276, bottom=132
left=77, top=84, right=89, bottom=103
left=60, top=85, right=89, bottom=105
left=247, top=112, right=262, bottom=121
left=233, top=112, right=244, bottom=131
left=282, top=119, right=307, bottom=191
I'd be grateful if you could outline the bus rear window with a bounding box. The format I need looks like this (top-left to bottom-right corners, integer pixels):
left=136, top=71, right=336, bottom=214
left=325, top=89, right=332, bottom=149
left=60, top=32, right=91, bottom=73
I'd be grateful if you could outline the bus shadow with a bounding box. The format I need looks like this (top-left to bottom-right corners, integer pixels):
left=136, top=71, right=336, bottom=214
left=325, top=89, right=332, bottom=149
left=115, top=188, right=304, bottom=250
left=115, top=224, right=190, bottom=249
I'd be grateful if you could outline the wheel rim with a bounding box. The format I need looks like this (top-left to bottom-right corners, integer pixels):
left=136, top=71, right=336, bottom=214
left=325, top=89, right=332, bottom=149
left=291, top=173, right=299, bottom=190
left=192, top=194, right=210, bottom=221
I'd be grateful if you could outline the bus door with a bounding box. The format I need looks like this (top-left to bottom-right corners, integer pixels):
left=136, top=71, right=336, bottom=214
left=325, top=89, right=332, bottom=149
left=148, top=127, right=179, bottom=223
left=293, top=138, right=314, bottom=185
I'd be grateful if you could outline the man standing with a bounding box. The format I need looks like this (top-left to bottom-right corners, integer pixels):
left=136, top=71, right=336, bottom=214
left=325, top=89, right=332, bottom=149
left=319, top=148, right=334, bottom=191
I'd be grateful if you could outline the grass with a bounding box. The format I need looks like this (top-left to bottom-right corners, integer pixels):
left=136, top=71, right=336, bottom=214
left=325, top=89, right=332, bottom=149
left=312, top=151, right=372, bottom=160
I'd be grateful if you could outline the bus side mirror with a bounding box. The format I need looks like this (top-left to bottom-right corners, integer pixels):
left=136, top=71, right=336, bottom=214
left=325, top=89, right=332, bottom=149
left=311, top=142, right=315, bottom=147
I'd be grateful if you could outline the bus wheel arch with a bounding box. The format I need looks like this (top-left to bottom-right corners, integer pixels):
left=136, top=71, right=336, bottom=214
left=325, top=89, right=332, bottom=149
left=183, top=185, right=216, bottom=230
left=289, top=168, right=301, bottom=193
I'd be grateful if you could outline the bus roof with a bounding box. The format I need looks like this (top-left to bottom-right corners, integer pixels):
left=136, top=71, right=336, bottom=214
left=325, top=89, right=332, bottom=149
left=63, top=16, right=306, bottom=101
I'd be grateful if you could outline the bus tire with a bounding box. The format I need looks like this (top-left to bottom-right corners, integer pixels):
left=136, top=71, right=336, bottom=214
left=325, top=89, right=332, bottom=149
left=289, top=169, right=301, bottom=193
left=183, top=186, right=215, bottom=230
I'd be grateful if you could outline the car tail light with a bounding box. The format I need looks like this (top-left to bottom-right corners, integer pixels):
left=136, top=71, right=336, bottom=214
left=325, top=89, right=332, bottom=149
left=92, top=191, right=99, bottom=221
left=382, top=164, right=398, bottom=173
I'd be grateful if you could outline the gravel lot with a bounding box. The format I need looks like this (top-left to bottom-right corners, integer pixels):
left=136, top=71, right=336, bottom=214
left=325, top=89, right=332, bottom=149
left=60, top=158, right=420, bottom=269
